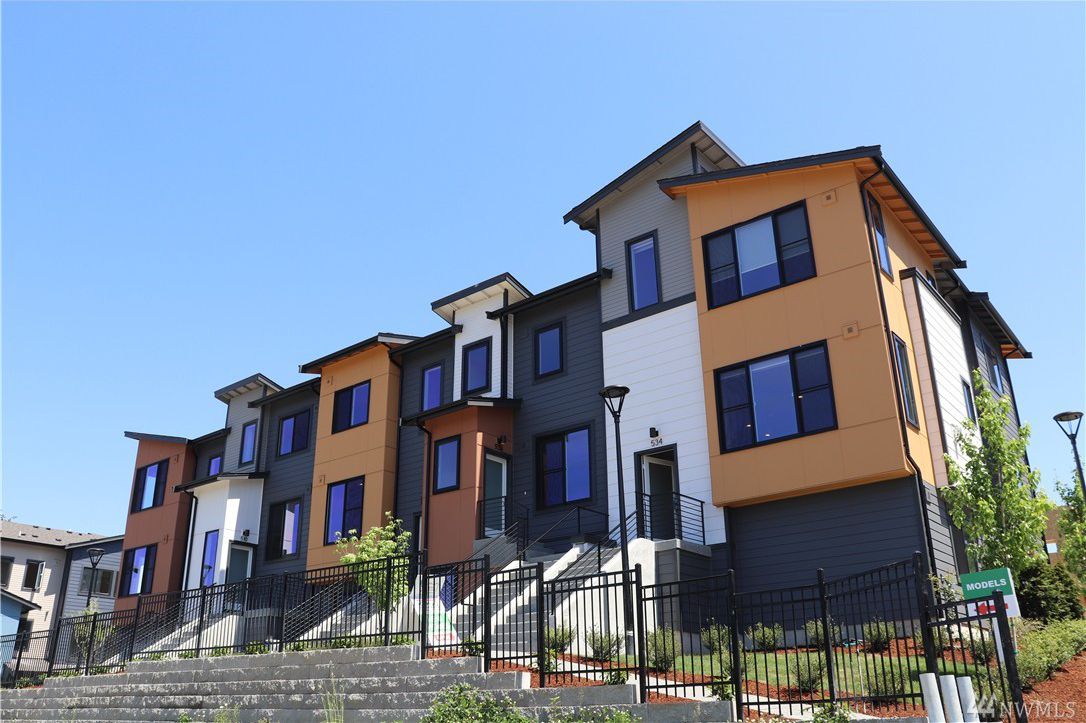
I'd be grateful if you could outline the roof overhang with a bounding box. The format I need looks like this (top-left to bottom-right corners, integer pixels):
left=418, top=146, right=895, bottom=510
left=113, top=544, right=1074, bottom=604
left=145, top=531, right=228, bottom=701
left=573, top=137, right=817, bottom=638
left=659, top=146, right=966, bottom=270
left=1, top=589, right=41, bottom=611
left=298, top=333, right=417, bottom=374
left=175, top=471, right=267, bottom=493
left=431, top=273, right=531, bottom=324
left=936, top=268, right=1030, bottom=359
left=249, top=379, right=322, bottom=407
left=124, top=431, right=189, bottom=445
left=213, top=374, right=282, bottom=403
left=190, top=427, right=230, bottom=445
left=66, top=534, right=124, bottom=549
left=564, top=120, right=744, bottom=231
left=488, top=269, right=611, bottom=319
left=388, top=325, right=462, bottom=358
left=400, top=396, right=521, bottom=426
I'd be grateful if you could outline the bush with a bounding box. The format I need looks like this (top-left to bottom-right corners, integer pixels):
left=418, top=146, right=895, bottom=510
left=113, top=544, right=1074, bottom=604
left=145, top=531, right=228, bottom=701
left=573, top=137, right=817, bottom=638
left=421, top=683, right=530, bottom=723
left=804, top=618, right=841, bottom=649
left=700, top=620, right=730, bottom=654
left=788, top=655, right=826, bottom=694
left=602, top=669, right=627, bottom=686
left=462, top=637, right=484, bottom=656
left=913, top=625, right=950, bottom=652
left=244, top=641, right=269, bottom=655
left=208, top=647, right=233, bottom=657
left=967, top=634, right=996, bottom=664
left=746, top=622, right=783, bottom=651
left=178, top=651, right=197, bottom=659
left=868, top=666, right=906, bottom=698
left=144, top=652, right=165, bottom=661
left=646, top=628, right=680, bottom=672
left=549, top=707, right=640, bottom=723
left=1016, top=618, right=1086, bottom=686
left=544, top=625, right=576, bottom=654
left=586, top=627, right=623, bottom=661
left=708, top=675, right=734, bottom=701
left=1017, top=560, right=1084, bottom=623
left=862, top=618, right=895, bottom=653
left=811, top=704, right=851, bottom=723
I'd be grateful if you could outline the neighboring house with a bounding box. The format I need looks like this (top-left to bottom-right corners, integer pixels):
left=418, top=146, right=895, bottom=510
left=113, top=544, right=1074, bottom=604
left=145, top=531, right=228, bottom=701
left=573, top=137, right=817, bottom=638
left=1, top=590, right=39, bottom=639
left=56, top=535, right=124, bottom=620
left=1045, top=507, right=1065, bottom=565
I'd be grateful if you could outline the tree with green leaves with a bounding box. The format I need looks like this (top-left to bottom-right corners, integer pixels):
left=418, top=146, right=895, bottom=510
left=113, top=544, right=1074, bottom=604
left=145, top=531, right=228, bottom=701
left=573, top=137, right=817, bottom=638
left=1055, top=475, right=1086, bottom=588
left=941, top=369, right=1050, bottom=576
left=335, top=512, right=412, bottom=611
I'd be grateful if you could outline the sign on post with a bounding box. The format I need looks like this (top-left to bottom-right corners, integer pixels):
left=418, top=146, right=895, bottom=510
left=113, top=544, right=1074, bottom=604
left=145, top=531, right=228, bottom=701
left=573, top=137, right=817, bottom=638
left=961, top=567, right=1020, bottom=618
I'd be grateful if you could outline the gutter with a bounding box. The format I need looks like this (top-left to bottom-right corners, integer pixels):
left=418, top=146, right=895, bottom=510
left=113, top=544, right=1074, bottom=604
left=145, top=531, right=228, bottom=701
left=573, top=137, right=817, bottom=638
left=180, top=490, right=198, bottom=591
left=416, top=420, right=434, bottom=553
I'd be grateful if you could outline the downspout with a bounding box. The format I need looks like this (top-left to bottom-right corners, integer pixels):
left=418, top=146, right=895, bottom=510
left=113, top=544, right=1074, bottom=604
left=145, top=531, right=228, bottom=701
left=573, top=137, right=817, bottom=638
left=858, top=164, right=939, bottom=578
left=416, top=420, right=434, bottom=553
left=181, top=490, right=198, bottom=590
left=499, top=290, right=509, bottom=398
left=385, top=344, right=405, bottom=525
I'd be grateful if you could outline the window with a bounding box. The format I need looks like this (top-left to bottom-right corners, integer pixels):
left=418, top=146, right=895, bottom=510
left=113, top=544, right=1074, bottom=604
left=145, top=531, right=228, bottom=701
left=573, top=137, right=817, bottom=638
left=239, top=421, right=258, bottom=465
left=325, top=477, right=364, bottom=544
left=983, top=341, right=1005, bottom=394
left=78, top=567, right=116, bottom=597
left=278, top=409, right=311, bottom=456
left=962, top=379, right=977, bottom=423
left=21, top=560, right=44, bottom=591
left=131, top=459, right=168, bottom=512
left=535, top=322, right=563, bottom=378
left=626, top=233, right=661, bottom=311
left=207, top=455, right=222, bottom=476
left=703, top=203, right=815, bottom=309
left=421, top=363, right=443, bottom=411
left=120, top=545, right=157, bottom=597
left=715, top=342, right=836, bottom=452
left=461, top=339, right=492, bottom=395
left=267, top=499, right=302, bottom=560
left=332, top=381, right=370, bottom=433
left=538, top=427, right=591, bottom=507
left=893, top=335, right=920, bottom=427
left=433, top=436, right=461, bottom=493
left=0, top=557, right=11, bottom=588
left=868, top=193, right=893, bottom=277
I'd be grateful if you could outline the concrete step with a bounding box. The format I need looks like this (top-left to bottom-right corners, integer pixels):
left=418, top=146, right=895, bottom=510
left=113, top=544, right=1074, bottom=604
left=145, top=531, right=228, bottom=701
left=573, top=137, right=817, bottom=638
left=125, top=643, right=415, bottom=673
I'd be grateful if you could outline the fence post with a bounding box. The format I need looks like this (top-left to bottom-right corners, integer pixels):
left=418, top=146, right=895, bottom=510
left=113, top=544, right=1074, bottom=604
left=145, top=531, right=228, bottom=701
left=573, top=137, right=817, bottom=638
left=127, top=595, right=143, bottom=663
left=13, top=632, right=26, bottom=684
left=278, top=573, right=290, bottom=652
left=634, top=564, right=648, bottom=703
left=535, top=562, right=546, bottom=689
left=84, top=613, right=99, bottom=675
left=816, top=568, right=837, bottom=703
left=912, top=551, right=938, bottom=674
left=419, top=552, right=429, bottom=660
left=483, top=555, right=492, bottom=672
left=382, top=556, right=395, bottom=646
left=994, top=591, right=1027, bottom=723
left=195, top=587, right=208, bottom=656
left=727, top=569, right=743, bottom=720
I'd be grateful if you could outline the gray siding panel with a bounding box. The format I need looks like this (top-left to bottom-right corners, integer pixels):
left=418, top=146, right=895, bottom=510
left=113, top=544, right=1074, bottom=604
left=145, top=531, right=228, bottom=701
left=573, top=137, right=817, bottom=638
left=965, top=313, right=1020, bottom=437
left=61, top=540, right=123, bottom=618
left=923, top=484, right=959, bottom=580
left=192, top=439, right=227, bottom=480
left=511, top=285, right=608, bottom=549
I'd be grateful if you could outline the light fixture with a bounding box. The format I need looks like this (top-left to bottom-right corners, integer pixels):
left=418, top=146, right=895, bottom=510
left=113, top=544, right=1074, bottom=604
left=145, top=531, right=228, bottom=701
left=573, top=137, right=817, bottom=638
left=649, top=427, right=659, bottom=439
left=599, top=385, right=630, bottom=418
left=87, top=548, right=105, bottom=568
left=1054, top=411, right=1085, bottom=498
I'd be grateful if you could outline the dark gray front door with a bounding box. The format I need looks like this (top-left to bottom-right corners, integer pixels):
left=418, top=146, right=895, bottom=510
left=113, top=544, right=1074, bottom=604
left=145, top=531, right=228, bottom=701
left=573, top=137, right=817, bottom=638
left=643, top=457, right=676, bottom=540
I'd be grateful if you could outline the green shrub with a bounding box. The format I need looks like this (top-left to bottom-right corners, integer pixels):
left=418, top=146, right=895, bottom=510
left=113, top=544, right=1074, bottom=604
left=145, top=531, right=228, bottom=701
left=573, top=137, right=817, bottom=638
left=700, top=620, right=730, bottom=654
left=287, top=641, right=310, bottom=652
left=708, top=675, right=733, bottom=701
left=602, top=669, right=627, bottom=685
left=544, top=625, right=576, bottom=654
left=144, top=652, right=165, bottom=661
left=586, top=627, right=623, bottom=661
left=462, top=637, right=484, bottom=656
left=967, top=634, right=996, bottom=664
left=746, top=622, right=783, bottom=651
left=646, top=627, right=680, bottom=672
left=788, top=655, right=826, bottom=694
left=177, top=715, right=194, bottom=723
left=1017, top=561, right=1084, bottom=623
left=862, top=618, right=895, bottom=653
left=212, top=706, right=240, bottom=723
left=913, top=625, right=950, bottom=652
left=178, top=651, right=197, bottom=659
left=804, top=618, right=841, bottom=648
left=208, top=646, right=232, bottom=657
left=421, top=683, right=530, bottom=722
left=244, top=641, right=270, bottom=655
left=811, top=704, right=851, bottom=723
left=549, top=705, right=640, bottom=723
left=867, top=666, right=906, bottom=698
left=1016, top=618, right=1086, bottom=686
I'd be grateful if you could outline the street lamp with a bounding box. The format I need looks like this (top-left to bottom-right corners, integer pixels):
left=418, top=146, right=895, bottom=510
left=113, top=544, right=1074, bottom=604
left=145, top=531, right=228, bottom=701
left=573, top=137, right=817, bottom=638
left=1054, top=411, right=1085, bottom=499
left=600, top=385, right=634, bottom=651
left=85, top=548, right=105, bottom=608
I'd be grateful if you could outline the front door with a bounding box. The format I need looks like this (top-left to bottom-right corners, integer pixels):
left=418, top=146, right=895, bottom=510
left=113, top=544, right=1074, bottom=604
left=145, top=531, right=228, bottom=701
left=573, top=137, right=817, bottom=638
left=642, top=456, right=677, bottom=540
left=226, top=545, right=252, bottom=584
left=482, top=453, right=508, bottom=537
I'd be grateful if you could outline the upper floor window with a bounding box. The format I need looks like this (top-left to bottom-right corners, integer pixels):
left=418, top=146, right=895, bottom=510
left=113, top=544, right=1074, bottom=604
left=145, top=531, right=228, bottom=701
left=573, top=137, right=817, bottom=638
left=207, top=454, right=222, bottom=476
left=21, top=560, right=44, bottom=591
left=325, top=477, right=364, bottom=544
left=626, top=233, right=661, bottom=311
left=893, top=334, right=920, bottom=428
left=421, top=363, right=443, bottom=411
left=703, top=203, right=815, bottom=309
left=867, top=193, right=893, bottom=277
left=333, top=381, right=370, bottom=433
left=278, top=409, right=311, bottom=456
left=983, top=341, right=1005, bottom=394
left=462, top=339, right=492, bottom=395
left=79, top=566, right=116, bottom=597
left=200, top=530, right=219, bottom=587
left=0, top=556, right=11, bottom=588
left=535, top=322, right=563, bottom=378
left=239, top=421, right=258, bottom=465
left=433, top=436, right=461, bottom=493
left=120, top=544, right=156, bottom=597
left=267, top=498, right=302, bottom=560
left=131, top=459, right=168, bottom=513
left=715, top=342, right=836, bottom=452
left=962, top=379, right=977, bottom=423
left=538, top=427, right=591, bottom=507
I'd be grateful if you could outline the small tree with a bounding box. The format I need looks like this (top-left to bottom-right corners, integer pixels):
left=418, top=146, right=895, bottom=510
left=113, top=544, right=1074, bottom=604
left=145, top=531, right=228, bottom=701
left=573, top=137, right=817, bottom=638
left=1055, top=476, right=1086, bottom=589
left=335, top=512, right=412, bottom=611
left=941, top=370, right=1050, bottom=576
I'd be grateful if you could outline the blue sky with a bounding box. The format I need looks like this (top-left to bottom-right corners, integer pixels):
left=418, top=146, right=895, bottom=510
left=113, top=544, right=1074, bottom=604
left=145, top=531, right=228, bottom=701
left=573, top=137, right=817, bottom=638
left=3, top=2, right=1083, bottom=535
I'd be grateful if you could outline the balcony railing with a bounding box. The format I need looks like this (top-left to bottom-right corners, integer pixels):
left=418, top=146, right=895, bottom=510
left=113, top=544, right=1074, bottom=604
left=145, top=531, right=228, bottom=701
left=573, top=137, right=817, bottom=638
left=636, top=490, right=706, bottom=545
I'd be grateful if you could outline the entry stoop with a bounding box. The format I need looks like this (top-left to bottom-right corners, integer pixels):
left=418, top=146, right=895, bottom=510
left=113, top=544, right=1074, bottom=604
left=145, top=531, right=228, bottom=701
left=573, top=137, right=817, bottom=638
left=1, top=645, right=735, bottom=722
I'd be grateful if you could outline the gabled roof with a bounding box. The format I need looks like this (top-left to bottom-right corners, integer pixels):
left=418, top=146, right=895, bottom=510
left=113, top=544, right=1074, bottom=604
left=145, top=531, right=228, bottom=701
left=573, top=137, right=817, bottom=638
left=937, top=268, right=1031, bottom=359
left=298, top=333, right=418, bottom=374
left=563, top=120, right=744, bottom=231
left=431, top=273, right=531, bottom=324
left=0, top=520, right=107, bottom=547
left=213, top=374, right=282, bottom=403
left=2, top=589, right=40, bottom=611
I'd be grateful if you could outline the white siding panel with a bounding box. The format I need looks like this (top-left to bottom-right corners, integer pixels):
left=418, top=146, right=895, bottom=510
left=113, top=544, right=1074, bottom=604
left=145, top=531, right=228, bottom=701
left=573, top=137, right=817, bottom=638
left=602, top=302, right=724, bottom=544
left=186, top=478, right=264, bottom=588
left=452, top=295, right=504, bottom=401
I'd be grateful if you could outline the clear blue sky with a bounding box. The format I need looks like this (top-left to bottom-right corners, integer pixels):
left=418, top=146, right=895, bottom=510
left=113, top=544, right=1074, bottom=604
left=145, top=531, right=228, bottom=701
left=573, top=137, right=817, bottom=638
left=3, top=2, right=1083, bottom=535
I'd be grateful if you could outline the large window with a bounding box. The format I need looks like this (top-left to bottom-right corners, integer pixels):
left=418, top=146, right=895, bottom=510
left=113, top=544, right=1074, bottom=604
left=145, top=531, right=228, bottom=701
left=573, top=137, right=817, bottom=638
left=535, top=322, right=563, bottom=378
left=715, top=342, right=836, bottom=452
left=267, top=499, right=302, bottom=560
left=867, top=193, right=893, bottom=277
left=893, top=335, right=920, bottom=428
left=131, top=459, right=168, bottom=512
left=538, top=427, right=591, bottom=507
left=0, top=556, right=11, bottom=588
left=626, top=233, right=661, bottom=311
left=325, top=477, right=364, bottom=544
left=703, top=202, right=815, bottom=309
left=983, top=341, right=1005, bottom=394
left=421, top=363, right=443, bottom=411
left=433, top=436, right=461, bottom=493
left=239, top=421, right=258, bottom=465
left=78, top=567, right=117, bottom=597
left=461, top=339, right=492, bottom=395
left=278, top=409, right=311, bottom=456
left=200, top=530, right=219, bottom=588
left=333, top=381, right=370, bottom=433
left=120, top=545, right=156, bottom=597
left=207, top=454, right=222, bottom=476
left=21, top=561, right=44, bottom=591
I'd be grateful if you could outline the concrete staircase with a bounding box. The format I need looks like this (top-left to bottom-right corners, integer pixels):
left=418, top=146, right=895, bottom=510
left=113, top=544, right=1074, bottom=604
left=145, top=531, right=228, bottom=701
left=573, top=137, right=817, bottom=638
left=0, top=645, right=734, bottom=722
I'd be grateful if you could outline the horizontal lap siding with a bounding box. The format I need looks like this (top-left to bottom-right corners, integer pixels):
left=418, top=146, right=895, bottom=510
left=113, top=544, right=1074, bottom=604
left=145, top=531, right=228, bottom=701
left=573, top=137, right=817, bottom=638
left=224, top=388, right=266, bottom=473
left=192, top=439, right=226, bottom=481
left=967, top=316, right=1021, bottom=438
left=922, top=483, right=959, bottom=579
left=62, top=541, right=124, bottom=618
left=511, top=285, right=608, bottom=546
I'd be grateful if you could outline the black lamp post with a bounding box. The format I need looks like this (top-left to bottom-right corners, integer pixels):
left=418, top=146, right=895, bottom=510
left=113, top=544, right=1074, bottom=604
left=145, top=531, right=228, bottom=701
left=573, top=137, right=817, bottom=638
left=600, top=385, right=634, bottom=650
left=1054, top=411, right=1086, bottom=499
left=85, top=548, right=105, bottom=608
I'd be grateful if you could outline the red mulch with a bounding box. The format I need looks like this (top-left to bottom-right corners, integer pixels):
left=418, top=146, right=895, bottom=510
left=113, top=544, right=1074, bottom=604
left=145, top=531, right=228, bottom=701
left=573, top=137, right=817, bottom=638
left=1024, top=652, right=1086, bottom=721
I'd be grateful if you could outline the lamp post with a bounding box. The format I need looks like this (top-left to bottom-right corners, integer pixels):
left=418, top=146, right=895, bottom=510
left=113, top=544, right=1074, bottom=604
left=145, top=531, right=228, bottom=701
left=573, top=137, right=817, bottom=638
left=600, top=385, right=634, bottom=651
left=1054, top=411, right=1086, bottom=499
left=85, top=548, right=105, bottom=608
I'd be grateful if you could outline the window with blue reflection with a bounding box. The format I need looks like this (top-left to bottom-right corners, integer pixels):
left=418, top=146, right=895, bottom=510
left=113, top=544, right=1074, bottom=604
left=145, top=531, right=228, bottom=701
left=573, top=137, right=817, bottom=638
left=207, top=455, right=222, bottom=476
left=627, top=236, right=660, bottom=311
left=132, top=460, right=168, bottom=512
left=333, top=381, right=370, bottom=433
left=278, top=409, right=310, bottom=456
left=750, top=355, right=798, bottom=441
left=422, top=364, right=443, bottom=411
left=240, top=421, right=257, bottom=464
left=535, top=324, right=563, bottom=377
left=433, top=437, right=460, bottom=492
left=462, top=340, right=491, bottom=395
left=121, top=544, right=156, bottom=597
left=539, top=427, right=591, bottom=506
left=201, top=530, right=219, bottom=587
left=325, top=477, right=364, bottom=544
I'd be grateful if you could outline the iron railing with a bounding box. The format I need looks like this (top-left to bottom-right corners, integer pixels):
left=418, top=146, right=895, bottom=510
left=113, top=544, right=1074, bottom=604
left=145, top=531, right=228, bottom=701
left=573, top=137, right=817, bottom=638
left=636, top=491, right=706, bottom=545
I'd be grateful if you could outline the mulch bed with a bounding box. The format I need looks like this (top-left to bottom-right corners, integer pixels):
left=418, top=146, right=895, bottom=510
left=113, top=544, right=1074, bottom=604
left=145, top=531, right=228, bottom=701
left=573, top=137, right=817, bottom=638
left=1024, top=652, right=1086, bottom=721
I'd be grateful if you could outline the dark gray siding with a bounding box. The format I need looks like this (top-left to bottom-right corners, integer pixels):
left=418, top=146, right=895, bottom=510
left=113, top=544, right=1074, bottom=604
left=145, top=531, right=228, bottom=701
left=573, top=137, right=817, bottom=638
left=394, top=339, right=455, bottom=543
left=959, top=307, right=1020, bottom=438
left=251, top=387, right=318, bottom=578
left=922, top=484, right=959, bottom=580
left=60, top=539, right=124, bottom=618
left=655, top=545, right=712, bottom=585
left=511, top=285, right=608, bottom=547
left=725, top=478, right=928, bottom=590
left=192, top=438, right=227, bottom=481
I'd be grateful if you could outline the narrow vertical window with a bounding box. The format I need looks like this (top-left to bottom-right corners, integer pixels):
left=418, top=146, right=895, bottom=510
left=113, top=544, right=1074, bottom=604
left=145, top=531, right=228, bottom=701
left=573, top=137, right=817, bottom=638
left=201, top=530, right=219, bottom=587
left=433, top=436, right=461, bottom=492
left=983, top=342, right=1005, bottom=394
left=421, top=363, right=443, bottom=411
left=132, top=459, right=168, bottom=512
left=893, top=335, right=920, bottom=427
left=333, top=381, right=371, bottom=433
left=535, top=322, right=563, bottom=378
left=868, top=193, right=893, bottom=277
left=207, top=455, right=222, bottom=476
left=120, top=545, right=156, bottom=597
left=626, top=234, right=661, bottom=311
left=240, top=420, right=258, bottom=465
left=325, top=477, right=364, bottom=544
left=278, top=409, right=311, bottom=456
left=267, top=499, right=302, bottom=560
left=0, top=557, right=12, bottom=588
left=962, top=379, right=977, bottom=423
left=461, top=339, right=492, bottom=395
